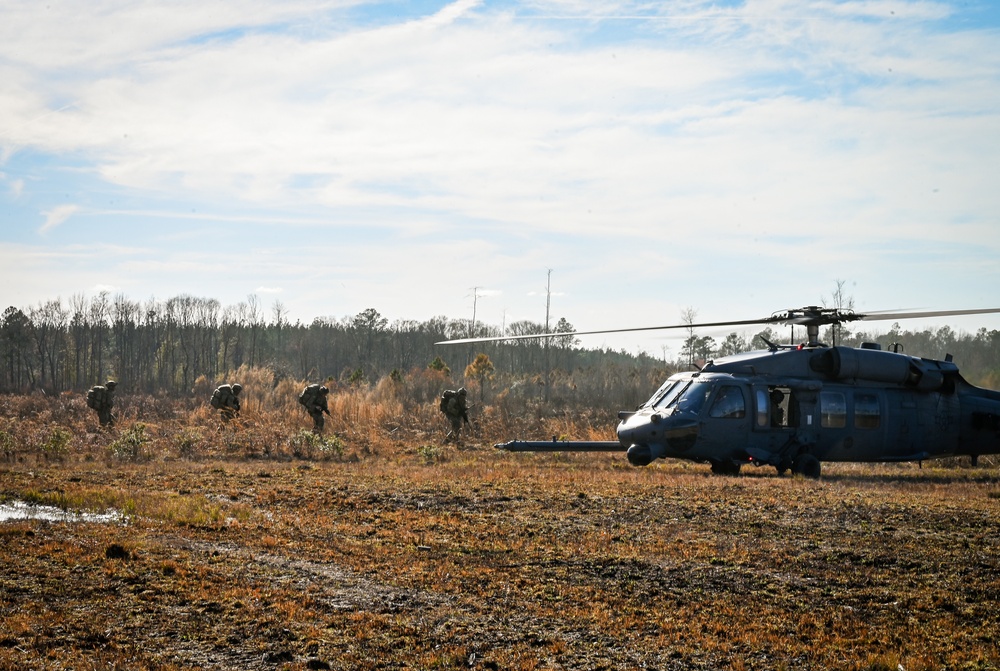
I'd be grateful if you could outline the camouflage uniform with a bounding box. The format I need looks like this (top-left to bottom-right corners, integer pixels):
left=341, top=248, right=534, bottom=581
left=86, top=380, right=117, bottom=427
left=211, top=383, right=242, bottom=423
left=299, top=384, right=331, bottom=434
left=440, top=387, right=469, bottom=442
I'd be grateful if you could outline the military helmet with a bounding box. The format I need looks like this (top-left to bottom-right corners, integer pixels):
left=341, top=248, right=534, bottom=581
left=232, top=383, right=243, bottom=394
left=105, top=380, right=117, bottom=389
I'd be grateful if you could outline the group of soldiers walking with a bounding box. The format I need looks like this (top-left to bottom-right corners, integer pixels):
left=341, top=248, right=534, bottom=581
left=84, top=380, right=470, bottom=441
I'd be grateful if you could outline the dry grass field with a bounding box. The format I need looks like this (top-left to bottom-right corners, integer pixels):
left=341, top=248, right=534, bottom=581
left=1, top=388, right=999, bottom=671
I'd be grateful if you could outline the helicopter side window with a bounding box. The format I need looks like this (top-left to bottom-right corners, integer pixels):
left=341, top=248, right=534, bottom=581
left=854, top=393, right=880, bottom=429
left=756, top=389, right=770, bottom=427
left=820, top=391, right=847, bottom=428
left=709, top=386, right=746, bottom=419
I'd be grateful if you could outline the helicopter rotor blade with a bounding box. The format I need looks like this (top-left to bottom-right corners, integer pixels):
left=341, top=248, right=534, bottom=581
left=435, top=306, right=1000, bottom=346
left=436, top=317, right=778, bottom=345
left=855, top=307, right=1000, bottom=323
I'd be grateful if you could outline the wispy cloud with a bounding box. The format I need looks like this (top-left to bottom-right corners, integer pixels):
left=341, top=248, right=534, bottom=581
left=39, top=204, right=80, bottom=233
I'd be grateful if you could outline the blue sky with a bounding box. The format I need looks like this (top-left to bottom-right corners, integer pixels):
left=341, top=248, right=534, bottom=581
left=2, top=0, right=999, bottom=356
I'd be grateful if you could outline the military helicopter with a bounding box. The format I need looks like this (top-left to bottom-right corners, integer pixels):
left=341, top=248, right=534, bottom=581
left=439, top=306, right=1000, bottom=478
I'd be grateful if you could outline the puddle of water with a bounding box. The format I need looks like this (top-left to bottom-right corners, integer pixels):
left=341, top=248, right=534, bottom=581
left=0, top=500, right=124, bottom=524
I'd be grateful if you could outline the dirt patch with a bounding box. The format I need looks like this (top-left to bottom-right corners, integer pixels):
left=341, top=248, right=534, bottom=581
left=2, top=456, right=999, bottom=670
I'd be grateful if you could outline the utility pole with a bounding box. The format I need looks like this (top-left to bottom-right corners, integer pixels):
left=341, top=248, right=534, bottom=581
left=544, top=270, right=552, bottom=403
left=469, top=286, right=481, bottom=340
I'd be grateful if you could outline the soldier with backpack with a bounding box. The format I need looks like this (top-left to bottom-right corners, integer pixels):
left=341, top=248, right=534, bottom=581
left=439, top=387, right=470, bottom=442
left=210, top=383, right=242, bottom=423
left=299, top=384, right=331, bottom=434
left=86, top=380, right=117, bottom=427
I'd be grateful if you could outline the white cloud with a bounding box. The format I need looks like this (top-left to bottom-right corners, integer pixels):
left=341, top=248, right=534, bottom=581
left=39, top=205, right=80, bottom=233
left=1, top=1, right=999, bottom=351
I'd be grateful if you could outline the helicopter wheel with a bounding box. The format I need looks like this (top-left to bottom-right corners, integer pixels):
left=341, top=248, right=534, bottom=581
left=791, top=453, right=822, bottom=479
left=775, top=456, right=793, bottom=476
left=710, top=460, right=742, bottom=476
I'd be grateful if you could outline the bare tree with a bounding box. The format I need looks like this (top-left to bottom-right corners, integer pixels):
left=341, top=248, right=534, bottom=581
left=680, top=307, right=698, bottom=367
left=112, top=294, right=141, bottom=389
left=69, top=294, right=89, bottom=387
left=823, top=279, right=856, bottom=345
left=29, top=299, right=69, bottom=391
left=88, top=291, right=110, bottom=383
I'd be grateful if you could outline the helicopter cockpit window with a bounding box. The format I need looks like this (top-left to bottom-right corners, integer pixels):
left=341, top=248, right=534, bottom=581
left=674, top=381, right=714, bottom=415
left=820, top=391, right=847, bottom=428
left=709, top=385, right=746, bottom=419
left=645, top=380, right=679, bottom=409
left=652, top=380, right=688, bottom=410
left=854, top=393, right=880, bottom=429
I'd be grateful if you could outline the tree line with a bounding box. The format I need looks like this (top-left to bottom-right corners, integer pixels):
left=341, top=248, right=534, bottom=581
left=0, top=293, right=665, bottom=399
left=3, top=293, right=999, bottom=405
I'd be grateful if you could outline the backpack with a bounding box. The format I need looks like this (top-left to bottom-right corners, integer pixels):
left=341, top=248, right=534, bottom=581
left=86, top=387, right=102, bottom=410
left=210, top=387, right=225, bottom=409
left=439, top=390, right=456, bottom=413
left=299, top=384, right=321, bottom=407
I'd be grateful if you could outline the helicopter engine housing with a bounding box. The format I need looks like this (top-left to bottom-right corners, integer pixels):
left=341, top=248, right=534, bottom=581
left=812, top=346, right=947, bottom=391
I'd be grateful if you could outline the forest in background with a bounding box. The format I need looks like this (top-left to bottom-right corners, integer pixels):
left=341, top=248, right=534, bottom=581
left=2, top=292, right=1000, bottom=412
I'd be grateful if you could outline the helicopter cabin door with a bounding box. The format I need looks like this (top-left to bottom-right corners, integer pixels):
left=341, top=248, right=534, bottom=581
left=753, top=384, right=798, bottom=450
left=753, top=384, right=822, bottom=454
left=814, top=389, right=887, bottom=461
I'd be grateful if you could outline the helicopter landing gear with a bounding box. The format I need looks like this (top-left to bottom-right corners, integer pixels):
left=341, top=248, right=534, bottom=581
left=792, top=453, right=821, bottom=479
left=774, top=455, right=794, bottom=476
left=710, top=459, right=742, bottom=476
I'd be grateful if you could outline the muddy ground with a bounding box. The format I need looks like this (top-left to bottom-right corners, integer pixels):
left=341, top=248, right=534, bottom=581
left=1, top=447, right=998, bottom=670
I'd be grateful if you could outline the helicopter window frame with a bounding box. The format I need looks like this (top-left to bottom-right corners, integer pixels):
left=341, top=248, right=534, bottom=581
left=854, top=393, right=880, bottom=429
left=820, top=391, right=847, bottom=429
left=652, top=380, right=689, bottom=410
left=645, top=379, right=680, bottom=410
left=709, top=385, right=746, bottom=419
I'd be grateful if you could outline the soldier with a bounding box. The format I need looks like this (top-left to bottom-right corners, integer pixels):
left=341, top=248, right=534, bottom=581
left=439, top=387, right=470, bottom=442
left=299, top=384, right=331, bottom=434
left=770, top=388, right=785, bottom=427
left=210, top=383, right=242, bottom=423
left=86, top=380, right=117, bottom=427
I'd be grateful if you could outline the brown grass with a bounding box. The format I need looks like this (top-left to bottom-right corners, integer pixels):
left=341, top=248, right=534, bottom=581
left=1, top=389, right=999, bottom=670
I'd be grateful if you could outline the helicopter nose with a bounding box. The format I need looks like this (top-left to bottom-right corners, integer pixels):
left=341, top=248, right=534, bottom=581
left=616, top=412, right=651, bottom=448
left=618, top=412, right=699, bottom=466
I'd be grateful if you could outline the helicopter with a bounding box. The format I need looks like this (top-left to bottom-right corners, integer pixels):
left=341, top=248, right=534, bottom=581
left=439, top=306, right=1000, bottom=478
